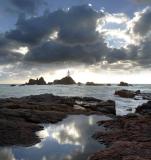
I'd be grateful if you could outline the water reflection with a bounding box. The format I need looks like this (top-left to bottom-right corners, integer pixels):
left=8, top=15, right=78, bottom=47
left=0, top=115, right=111, bottom=160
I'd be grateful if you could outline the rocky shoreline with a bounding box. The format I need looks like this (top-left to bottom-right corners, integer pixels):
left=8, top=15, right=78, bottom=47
left=0, top=93, right=115, bottom=146
left=89, top=101, right=151, bottom=160
left=0, top=91, right=151, bottom=159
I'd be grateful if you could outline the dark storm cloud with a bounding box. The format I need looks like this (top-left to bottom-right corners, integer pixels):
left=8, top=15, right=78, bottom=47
left=8, top=0, right=46, bottom=14
left=133, top=7, right=151, bottom=36
left=0, top=50, right=23, bottom=64
left=24, top=40, right=108, bottom=64
left=2, top=5, right=151, bottom=69
left=6, top=5, right=104, bottom=45
left=0, top=35, right=23, bottom=65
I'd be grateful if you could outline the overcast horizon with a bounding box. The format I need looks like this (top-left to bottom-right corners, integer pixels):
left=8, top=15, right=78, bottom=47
left=0, top=0, right=151, bottom=84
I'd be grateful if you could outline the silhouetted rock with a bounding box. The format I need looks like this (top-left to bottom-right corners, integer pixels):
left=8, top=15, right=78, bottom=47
left=10, top=84, right=16, bottom=87
left=53, top=76, right=76, bottom=85
left=26, top=77, right=46, bottom=85
left=86, top=82, right=104, bottom=86
left=48, top=82, right=53, bottom=85
left=19, top=84, right=26, bottom=86
left=77, top=82, right=82, bottom=86
left=118, top=81, right=132, bottom=86
left=115, top=89, right=140, bottom=98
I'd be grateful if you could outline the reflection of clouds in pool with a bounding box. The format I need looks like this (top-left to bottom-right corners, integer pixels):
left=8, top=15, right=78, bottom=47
left=51, top=122, right=81, bottom=145
left=0, top=148, right=16, bottom=160
left=10, top=115, right=109, bottom=160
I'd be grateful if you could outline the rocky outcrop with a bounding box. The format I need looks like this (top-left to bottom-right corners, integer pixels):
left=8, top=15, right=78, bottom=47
left=89, top=101, right=151, bottom=160
left=0, top=94, right=115, bottom=146
left=53, top=76, right=76, bottom=85
left=10, top=84, right=16, bottom=87
left=136, top=101, right=151, bottom=114
left=26, top=77, right=46, bottom=85
left=115, top=89, right=140, bottom=98
left=118, top=81, right=132, bottom=86
left=86, top=82, right=104, bottom=86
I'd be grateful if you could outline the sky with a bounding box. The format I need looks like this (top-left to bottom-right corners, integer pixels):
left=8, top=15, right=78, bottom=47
left=0, top=0, right=151, bottom=84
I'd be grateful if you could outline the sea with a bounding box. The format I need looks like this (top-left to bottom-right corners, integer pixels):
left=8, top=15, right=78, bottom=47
left=0, top=84, right=150, bottom=160
left=0, top=84, right=150, bottom=115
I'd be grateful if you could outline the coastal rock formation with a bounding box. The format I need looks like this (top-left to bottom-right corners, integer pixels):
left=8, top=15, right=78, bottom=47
left=53, top=76, right=76, bottom=85
left=10, top=84, right=16, bottom=87
left=115, top=89, right=140, bottom=98
left=0, top=94, right=115, bottom=146
left=26, top=77, right=46, bottom=85
left=118, top=81, right=132, bottom=86
left=136, top=101, right=151, bottom=114
left=89, top=101, right=151, bottom=160
left=86, top=82, right=104, bottom=86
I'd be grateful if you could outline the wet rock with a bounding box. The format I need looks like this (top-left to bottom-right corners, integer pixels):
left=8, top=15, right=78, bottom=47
left=53, top=76, right=76, bottom=85
left=89, top=141, right=151, bottom=160
left=74, top=105, right=86, bottom=110
left=0, top=119, right=43, bottom=146
left=141, top=93, right=151, bottom=100
left=126, top=107, right=132, bottom=111
left=136, top=101, right=151, bottom=115
left=115, top=89, right=140, bottom=98
left=90, top=111, right=151, bottom=160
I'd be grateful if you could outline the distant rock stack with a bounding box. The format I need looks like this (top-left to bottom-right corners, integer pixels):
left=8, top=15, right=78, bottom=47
left=26, top=77, right=46, bottom=85
left=118, top=81, right=132, bottom=86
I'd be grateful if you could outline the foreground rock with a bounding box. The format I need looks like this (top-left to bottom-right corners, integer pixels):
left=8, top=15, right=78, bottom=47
left=26, top=77, right=46, bottom=85
left=115, top=89, right=140, bottom=98
left=89, top=101, right=151, bottom=160
left=53, top=76, right=76, bottom=85
left=0, top=94, right=115, bottom=146
left=136, top=100, right=151, bottom=114
left=0, top=119, right=42, bottom=146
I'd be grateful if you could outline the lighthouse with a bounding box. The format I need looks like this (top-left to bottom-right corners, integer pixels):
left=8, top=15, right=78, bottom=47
left=67, top=70, right=70, bottom=77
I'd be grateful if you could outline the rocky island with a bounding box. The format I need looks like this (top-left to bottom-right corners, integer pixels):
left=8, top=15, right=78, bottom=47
left=25, top=77, right=46, bottom=85
left=53, top=75, right=76, bottom=85
left=118, top=81, right=132, bottom=86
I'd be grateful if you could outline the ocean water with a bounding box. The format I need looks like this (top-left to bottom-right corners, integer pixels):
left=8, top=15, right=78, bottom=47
left=0, top=84, right=150, bottom=115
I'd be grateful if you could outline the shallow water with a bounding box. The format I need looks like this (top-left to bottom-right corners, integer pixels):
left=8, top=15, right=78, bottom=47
left=0, top=115, right=111, bottom=160
left=0, top=84, right=150, bottom=115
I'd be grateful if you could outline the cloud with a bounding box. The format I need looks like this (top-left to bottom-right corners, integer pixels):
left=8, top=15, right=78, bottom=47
left=8, top=0, right=46, bottom=14
left=24, top=39, right=108, bottom=64
left=6, top=5, right=104, bottom=45
left=0, top=35, right=23, bottom=65
left=132, top=7, right=151, bottom=36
